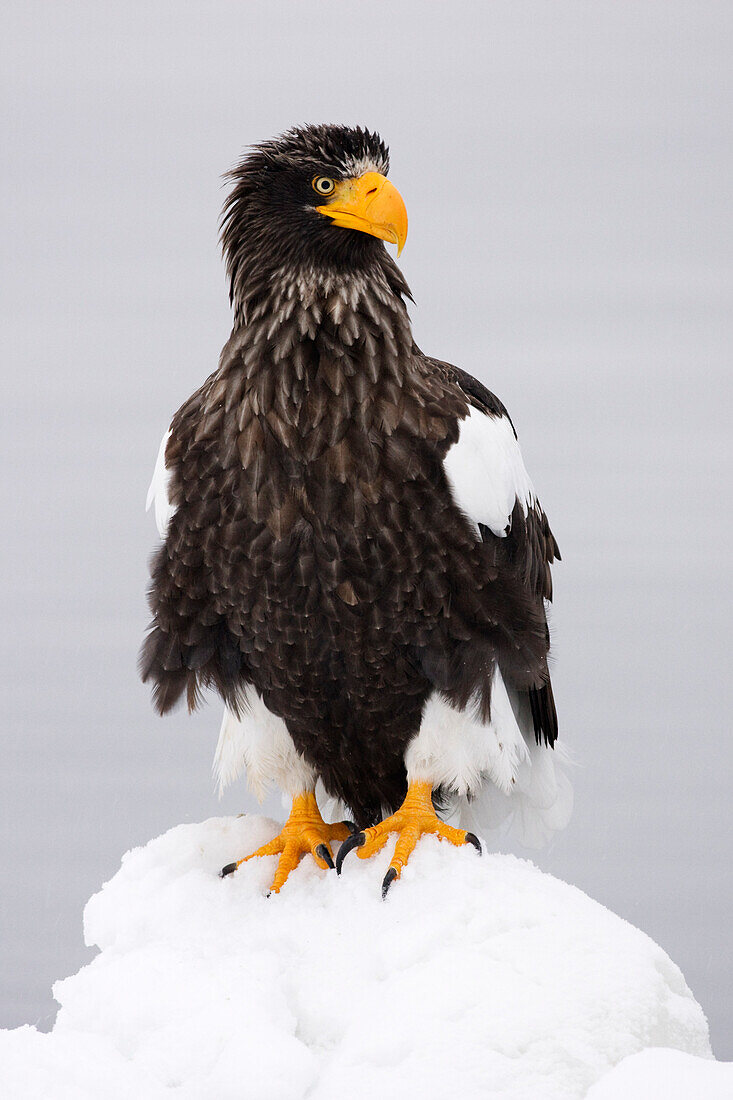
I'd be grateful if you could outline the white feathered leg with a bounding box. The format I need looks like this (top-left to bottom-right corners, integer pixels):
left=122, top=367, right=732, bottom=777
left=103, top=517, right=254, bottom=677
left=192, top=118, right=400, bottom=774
left=216, top=691, right=352, bottom=891
left=404, top=665, right=573, bottom=848
left=213, top=691, right=316, bottom=801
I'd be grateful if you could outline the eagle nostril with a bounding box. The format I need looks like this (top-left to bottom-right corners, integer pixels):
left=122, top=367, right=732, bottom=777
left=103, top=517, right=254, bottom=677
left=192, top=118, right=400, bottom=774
left=366, top=187, right=377, bottom=196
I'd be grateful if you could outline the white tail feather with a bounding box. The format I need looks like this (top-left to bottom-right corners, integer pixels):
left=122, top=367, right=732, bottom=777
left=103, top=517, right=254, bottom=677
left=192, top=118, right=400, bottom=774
left=454, top=685, right=574, bottom=849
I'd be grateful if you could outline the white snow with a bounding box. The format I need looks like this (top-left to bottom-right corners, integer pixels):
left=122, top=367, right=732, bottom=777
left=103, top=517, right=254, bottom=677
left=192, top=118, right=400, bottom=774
left=585, top=1048, right=733, bottom=1099
left=1, top=814, right=729, bottom=1100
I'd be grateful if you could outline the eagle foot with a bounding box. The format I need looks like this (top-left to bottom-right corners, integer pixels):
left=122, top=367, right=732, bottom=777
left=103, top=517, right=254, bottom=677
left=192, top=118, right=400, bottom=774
left=335, top=781, right=481, bottom=896
left=220, top=791, right=352, bottom=893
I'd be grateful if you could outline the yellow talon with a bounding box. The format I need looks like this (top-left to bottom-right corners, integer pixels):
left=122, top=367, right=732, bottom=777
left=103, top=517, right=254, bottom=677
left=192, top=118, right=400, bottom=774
left=336, top=781, right=481, bottom=895
left=221, top=791, right=351, bottom=893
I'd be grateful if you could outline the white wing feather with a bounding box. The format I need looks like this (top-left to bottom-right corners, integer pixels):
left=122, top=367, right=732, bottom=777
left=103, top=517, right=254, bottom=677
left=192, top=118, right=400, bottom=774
left=443, top=407, right=535, bottom=538
left=146, top=428, right=175, bottom=538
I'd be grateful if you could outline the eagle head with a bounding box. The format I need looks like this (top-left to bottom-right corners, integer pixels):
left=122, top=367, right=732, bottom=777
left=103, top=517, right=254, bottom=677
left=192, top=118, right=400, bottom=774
left=220, top=124, right=408, bottom=318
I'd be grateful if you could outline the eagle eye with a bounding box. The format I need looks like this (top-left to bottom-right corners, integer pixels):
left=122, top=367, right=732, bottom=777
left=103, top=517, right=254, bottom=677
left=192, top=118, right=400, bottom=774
left=312, top=176, right=336, bottom=196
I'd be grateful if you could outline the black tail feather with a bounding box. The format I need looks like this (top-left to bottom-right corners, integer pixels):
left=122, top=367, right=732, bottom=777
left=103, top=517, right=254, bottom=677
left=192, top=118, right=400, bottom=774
left=528, top=678, right=558, bottom=748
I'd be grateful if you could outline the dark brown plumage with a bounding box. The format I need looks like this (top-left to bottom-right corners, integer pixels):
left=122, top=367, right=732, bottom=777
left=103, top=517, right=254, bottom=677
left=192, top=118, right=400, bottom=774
left=140, top=124, right=560, bottom=830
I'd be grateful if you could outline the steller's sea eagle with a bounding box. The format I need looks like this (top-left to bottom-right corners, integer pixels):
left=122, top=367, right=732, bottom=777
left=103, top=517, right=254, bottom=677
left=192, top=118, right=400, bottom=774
left=141, top=124, right=571, bottom=896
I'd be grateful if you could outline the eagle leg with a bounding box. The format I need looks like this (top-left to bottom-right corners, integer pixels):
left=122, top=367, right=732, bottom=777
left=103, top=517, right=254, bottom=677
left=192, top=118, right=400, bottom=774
left=335, top=781, right=481, bottom=896
left=220, top=790, right=352, bottom=893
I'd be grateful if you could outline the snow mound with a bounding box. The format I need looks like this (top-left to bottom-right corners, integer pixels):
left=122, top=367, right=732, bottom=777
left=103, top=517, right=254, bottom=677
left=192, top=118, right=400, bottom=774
left=585, top=1048, right=733, bottom=1099
left=0, top=815, right=723, bottom=1100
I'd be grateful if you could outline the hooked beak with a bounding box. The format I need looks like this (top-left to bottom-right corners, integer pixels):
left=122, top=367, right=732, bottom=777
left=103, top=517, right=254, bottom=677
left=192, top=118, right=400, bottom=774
left=317, top=171, right=408, bottom=256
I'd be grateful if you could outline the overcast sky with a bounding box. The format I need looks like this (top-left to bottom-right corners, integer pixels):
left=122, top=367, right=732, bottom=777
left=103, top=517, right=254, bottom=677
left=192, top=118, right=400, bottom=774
left=2, top=0, right=731, bottom=1058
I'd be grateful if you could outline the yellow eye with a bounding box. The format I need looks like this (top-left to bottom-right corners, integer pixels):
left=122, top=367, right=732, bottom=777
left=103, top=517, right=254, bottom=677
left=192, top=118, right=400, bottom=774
left=312, top=176, right=335, bottom=196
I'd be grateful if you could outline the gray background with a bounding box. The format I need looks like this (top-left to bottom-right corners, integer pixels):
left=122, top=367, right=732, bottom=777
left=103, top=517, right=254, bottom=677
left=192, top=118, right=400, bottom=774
left=2, top=0, right=731, bottom=1059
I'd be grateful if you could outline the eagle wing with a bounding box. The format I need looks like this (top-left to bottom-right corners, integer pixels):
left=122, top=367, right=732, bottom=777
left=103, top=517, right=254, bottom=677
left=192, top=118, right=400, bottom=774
left=423, top=355, right=560, bottom=591
left=419, top=353, right=561, bottom=748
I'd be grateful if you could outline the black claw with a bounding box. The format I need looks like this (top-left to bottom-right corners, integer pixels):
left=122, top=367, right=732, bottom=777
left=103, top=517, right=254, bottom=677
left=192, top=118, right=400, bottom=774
left=220, top=862, right=238, bottom=878
left=342, top=820, right=358, bottom=835
left=465, top=832, right=482, bottom=854
left=315, top=843, right=335, bottom=870
left=335, top=830, right=365, bottom=874
left=381, top=867, right=398, bottom=899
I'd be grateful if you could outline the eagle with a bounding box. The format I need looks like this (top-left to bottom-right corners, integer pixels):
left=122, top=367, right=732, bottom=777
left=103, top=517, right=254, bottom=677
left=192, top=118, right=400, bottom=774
left=141, top=124, right=571, bottom=897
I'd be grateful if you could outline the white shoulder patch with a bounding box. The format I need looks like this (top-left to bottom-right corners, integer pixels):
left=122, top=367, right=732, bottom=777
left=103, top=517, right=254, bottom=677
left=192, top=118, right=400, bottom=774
left=443, top=407, right=535, bottom=538
left=146, top=428, right=175, bottom=539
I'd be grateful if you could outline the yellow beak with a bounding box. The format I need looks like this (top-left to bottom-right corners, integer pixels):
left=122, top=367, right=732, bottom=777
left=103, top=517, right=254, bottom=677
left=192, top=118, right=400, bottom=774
left=317, top=172, right=408, bottom=256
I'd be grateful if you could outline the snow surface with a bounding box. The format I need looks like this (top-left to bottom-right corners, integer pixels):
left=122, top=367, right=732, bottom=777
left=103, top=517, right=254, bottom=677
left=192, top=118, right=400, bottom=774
left=585, top=1047, right=733, bottom=1100
left=1, top=814, right=728, bottom=1100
